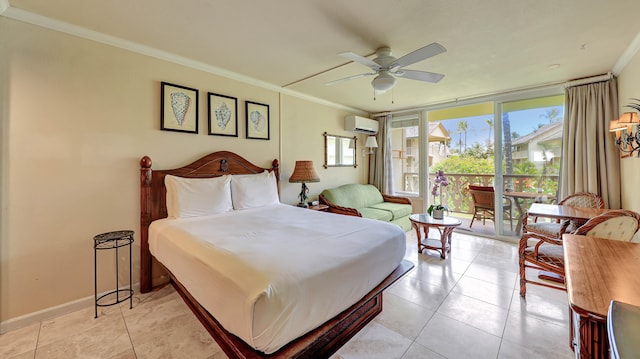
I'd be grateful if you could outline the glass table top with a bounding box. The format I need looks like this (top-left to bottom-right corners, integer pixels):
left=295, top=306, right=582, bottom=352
left=410, top=213, right=462, bottom=226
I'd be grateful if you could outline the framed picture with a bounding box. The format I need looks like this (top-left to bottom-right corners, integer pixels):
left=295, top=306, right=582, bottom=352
left=161, top=82, right=198, bottom=134
left=245, top=101, right=270, bottom=140
left=208, top=92, right=238, bottom=137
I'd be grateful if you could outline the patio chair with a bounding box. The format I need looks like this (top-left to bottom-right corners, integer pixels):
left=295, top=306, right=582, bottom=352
left=519, top=209, right=640, bottom=297
left=523, top=192, right=604, bottom=239
left=468, top=185, right=513, bottom=230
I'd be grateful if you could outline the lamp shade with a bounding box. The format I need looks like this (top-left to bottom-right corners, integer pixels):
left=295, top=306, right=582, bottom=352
left=365, top=136, right=379, bottom=148
left=289, top=160, right=320, bottom=183
left=609, top=119, right=626, bottom=132
left=616, top=112, right=640, bottom=125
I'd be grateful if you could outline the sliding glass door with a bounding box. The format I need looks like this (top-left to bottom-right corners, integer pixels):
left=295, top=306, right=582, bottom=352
left=500, top=95, right=564, bottom=236
left=390, top=93, right=564, bottom=239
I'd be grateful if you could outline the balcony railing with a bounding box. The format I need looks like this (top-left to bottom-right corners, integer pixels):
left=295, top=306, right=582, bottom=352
left=405, top=172, right=559, bottom=215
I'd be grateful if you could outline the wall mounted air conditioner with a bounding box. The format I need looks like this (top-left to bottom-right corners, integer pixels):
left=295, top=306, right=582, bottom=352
left=344, top=115, right=379, bottom=135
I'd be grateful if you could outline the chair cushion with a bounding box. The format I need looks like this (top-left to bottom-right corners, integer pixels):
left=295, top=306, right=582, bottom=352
left=359, top=207, right=393, bottom=222
left=524, top=242, right=565, bottom=269
left=526, top=222, right=563, bottom=236
left=586, top=217, right=639, bottom=241
left=369, top=202, right=412, bottom=220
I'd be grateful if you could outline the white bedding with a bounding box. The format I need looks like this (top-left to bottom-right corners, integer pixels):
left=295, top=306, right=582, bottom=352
left=149, top=203, right=406, bottom=354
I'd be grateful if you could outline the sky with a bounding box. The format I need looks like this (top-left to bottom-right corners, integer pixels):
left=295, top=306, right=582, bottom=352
left=438, top=105, right=564, bottom=150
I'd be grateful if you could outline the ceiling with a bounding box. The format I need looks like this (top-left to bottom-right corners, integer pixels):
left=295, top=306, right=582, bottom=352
left=4, top=0, right=640, bottom=113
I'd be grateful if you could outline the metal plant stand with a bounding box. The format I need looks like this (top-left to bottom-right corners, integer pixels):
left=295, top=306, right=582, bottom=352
left=93, top=230, right=134, bottom=318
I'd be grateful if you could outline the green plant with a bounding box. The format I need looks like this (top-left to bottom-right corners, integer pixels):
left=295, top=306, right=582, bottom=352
left=427, top=204, right=448, bottom=216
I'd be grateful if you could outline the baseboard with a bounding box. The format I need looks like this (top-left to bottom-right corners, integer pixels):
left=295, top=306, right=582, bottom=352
left=0, top=283, right=140, bottom=334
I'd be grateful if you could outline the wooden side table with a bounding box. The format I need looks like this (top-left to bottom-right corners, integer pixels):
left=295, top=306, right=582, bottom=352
left=410, top=214, right=461, bottom=259
left=307, top=204, right=329, bottom=212
left=94, top=230, right=134, bottom=318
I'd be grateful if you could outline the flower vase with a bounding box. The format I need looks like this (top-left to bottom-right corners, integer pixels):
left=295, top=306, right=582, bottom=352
left=432, top=208, right=444, bottom=219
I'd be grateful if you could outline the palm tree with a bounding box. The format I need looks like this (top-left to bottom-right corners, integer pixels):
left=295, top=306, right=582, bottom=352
left=503, top=113, right=514, bottom=191
left=457, top=120, right=468, bottom=151
left=485, top=118, right=494, bottom=145
left=541, top=108, right=562, bottom=123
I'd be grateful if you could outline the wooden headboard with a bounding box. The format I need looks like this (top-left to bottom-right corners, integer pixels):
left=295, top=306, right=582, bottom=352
left=139, top=151, right=279, bottom=293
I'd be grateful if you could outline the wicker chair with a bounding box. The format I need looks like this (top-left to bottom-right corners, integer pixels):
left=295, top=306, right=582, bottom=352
left=523, top=192, right=604, bottom=239
left=519, top=209, right=640, bottom=297
left=468, top=185, right=513, bottom=230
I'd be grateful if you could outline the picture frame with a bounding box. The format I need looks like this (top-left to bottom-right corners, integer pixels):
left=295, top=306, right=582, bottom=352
left=208, top=92, right=238, bottom=137
left=161, top=82, right=198, bottom=134
left=245, top=101, right=270, bottom=140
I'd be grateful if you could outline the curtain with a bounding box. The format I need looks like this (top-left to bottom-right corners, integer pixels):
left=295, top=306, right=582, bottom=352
left=369, top=114, right=394, bottom=194
left=561, top=78, right=621, bottom=209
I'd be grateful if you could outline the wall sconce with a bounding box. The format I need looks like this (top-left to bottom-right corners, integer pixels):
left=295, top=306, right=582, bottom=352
left=364, top=135, right=379, bottom=154
left=610, top=112, right=640, bottom=157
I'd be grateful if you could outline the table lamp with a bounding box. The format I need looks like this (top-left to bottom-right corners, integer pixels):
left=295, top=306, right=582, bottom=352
left=289, top=160, right=320, bottom=207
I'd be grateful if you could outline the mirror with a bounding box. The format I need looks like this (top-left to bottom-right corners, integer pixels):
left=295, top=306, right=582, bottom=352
left=324, top=132, right=357, bottom=168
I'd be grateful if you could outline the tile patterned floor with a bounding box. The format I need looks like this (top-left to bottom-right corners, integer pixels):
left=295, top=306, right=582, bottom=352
left=0, top=231, right=574, bottom=358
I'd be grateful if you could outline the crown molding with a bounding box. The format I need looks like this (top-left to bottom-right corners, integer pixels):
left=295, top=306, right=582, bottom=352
left=613, top=31, right=640, bottom=75
left=1, top=6, right=365, bottom=114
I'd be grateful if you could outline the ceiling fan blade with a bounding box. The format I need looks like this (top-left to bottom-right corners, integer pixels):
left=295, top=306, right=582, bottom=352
left=395, top=69, right=445, bottom=83
left=325, top=72, right=376, bottom=86
left=338, top=52, right=381, bottom=71
left=391, top=43, right=446, bottom=69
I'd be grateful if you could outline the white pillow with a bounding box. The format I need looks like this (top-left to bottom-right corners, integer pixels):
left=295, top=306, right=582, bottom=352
left=165, top=175, right=232, bottom=218
left=231, top=171, right=279, bottom=209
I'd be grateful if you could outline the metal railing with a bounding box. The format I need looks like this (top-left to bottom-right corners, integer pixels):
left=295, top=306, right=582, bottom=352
left=405, top=172, right=559, bottom=215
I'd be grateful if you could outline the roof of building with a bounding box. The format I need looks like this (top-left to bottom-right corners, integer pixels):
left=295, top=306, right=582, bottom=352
left=428, top=122, right=450, bottom=141
left=512, top=122, right=563, bottom=145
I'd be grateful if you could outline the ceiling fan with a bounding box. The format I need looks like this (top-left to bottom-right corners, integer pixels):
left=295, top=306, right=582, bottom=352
left=326, top=43, right=447, bottom=94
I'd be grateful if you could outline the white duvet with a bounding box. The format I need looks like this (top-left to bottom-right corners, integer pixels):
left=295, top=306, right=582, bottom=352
left=149, top=203, right=406, bottom=354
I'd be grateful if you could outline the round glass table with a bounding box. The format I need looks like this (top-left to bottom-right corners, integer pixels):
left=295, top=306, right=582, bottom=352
left=409, top=213, right=462, bottom=259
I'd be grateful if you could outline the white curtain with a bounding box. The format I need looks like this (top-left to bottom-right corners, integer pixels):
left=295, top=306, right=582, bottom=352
left=369, top=114, right=394, bottom=194
left=561, top=78, right=621, bottom=209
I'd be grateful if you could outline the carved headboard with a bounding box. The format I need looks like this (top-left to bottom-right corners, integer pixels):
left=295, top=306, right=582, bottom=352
left=139, top=151, right=279, bottom=292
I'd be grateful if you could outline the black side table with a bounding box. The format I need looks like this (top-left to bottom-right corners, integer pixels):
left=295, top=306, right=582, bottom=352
left=93, top=230, right=134, bottom=318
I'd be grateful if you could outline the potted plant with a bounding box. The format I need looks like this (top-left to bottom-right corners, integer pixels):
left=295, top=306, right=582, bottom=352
left=427, top=204, right=447, bottom=219
left=429, top=170, right=449, bottom=219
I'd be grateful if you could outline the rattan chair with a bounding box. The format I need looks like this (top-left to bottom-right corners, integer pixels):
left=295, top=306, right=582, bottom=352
left=468, top=185, right=513, bottom=230
left=523, top=192, right=604, bottom=239
left=519, top=209, right=640, bottom=297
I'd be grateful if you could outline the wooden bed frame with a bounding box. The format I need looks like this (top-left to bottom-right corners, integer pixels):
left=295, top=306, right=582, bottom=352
left=139, top=151, right=413, bottom=359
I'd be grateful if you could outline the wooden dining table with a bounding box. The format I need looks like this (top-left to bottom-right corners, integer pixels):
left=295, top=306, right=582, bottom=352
left=502, top=192, right=556, bottom=235
left=527, top=202, right=610, bottom=228
left=564, top=234, right=640, bottom=358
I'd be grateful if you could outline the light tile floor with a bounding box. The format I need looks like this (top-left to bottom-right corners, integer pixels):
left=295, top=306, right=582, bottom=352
left=0, top=230, right=574, bottom=359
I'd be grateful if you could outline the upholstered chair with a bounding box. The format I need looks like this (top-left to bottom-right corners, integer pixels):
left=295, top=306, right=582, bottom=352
left=519, top=209, right=640, bottom=297
left=523, top=192, right=604, bottom=239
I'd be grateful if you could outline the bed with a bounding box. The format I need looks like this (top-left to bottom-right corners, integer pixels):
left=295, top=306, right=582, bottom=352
left=139, top=151, right=413, bottom=358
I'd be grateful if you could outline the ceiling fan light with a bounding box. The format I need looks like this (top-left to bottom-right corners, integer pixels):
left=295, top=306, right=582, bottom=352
left=371, top=73, right=396, bottom=93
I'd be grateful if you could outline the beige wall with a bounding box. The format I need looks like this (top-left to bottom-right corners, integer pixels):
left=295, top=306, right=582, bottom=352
left=617, top=50, right=640, bottom=212
left=0, top=17, right=367, bottom=325
left=280, top=95, right=368, bottom=204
